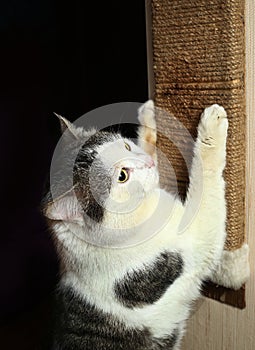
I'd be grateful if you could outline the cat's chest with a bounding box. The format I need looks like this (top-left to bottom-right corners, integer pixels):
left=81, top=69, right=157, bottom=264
left=113, top=251, right=184, bottom=308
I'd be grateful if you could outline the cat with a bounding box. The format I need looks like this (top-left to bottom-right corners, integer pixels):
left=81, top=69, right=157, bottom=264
left=42, top=101, right=228, bottom=350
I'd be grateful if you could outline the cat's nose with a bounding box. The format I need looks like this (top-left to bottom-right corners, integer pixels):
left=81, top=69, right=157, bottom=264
left=134, top=152, right=155, bottom=168
left=144, top=156, right=155, bottom=168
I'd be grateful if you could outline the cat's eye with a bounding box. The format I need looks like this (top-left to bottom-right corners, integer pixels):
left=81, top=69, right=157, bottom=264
left=124, top=142, right=131, bottom=151
left=118, top=168, right=129, bottom=183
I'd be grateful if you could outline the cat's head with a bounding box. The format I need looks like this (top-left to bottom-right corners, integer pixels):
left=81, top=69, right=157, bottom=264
left=42, top=108, right=159, bottom=246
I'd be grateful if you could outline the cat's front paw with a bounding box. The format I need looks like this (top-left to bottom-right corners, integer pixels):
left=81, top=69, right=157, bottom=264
left=198, top=104, right=228, bottom=148
left=137, top=100, right=157, bottom=161
left=138, top=100, right=156, bottom=130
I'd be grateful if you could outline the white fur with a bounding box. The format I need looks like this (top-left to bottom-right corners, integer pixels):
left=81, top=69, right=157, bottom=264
left=49, top=103, right=229, bottom=349
left=211, top=243, right=250, bottom=290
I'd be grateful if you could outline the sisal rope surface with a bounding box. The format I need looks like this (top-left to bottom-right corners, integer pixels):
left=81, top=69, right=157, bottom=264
left=150, top=0, right=246, bottom=251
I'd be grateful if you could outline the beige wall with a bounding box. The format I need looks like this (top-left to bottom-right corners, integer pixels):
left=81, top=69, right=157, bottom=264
left=182, top=0, right=255, bottom=349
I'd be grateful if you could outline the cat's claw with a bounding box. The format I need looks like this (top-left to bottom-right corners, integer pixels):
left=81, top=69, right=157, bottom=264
left=198, top=104, right=228, bottom=147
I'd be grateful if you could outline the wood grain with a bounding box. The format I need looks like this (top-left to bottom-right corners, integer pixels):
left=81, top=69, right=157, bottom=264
left=182, top=0, right=255, bottom=347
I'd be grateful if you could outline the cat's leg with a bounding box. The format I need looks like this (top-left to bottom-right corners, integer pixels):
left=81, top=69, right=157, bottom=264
left=180, top=104, right=228, bottom=278
left=137, top=100, right=157, bottom=163
left=130, top=105, right=228, bottom=344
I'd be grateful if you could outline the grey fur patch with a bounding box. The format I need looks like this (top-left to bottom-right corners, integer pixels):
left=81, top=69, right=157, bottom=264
left=152, top=330, right=179, bottom=349
left=72, top=131, right=119, bottom=223
left=114, top=251, right=184, bottom=308
left=42, top=131, right=121, bottom=223
left=53, top=286, right=149, bottom=350
left=52, top=286, right=180, bottom=350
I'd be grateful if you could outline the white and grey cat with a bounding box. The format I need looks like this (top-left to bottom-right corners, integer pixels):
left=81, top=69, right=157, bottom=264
left=43, top=101, right=228, bottom=349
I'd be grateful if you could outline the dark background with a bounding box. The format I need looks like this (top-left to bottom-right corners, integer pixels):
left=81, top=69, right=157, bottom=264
left=0, top=1, right=148, bottom=348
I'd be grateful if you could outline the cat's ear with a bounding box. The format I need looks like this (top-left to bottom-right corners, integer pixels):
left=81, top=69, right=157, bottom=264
left=54, top=113, right=79, bottom=141
left=44, top=189, right=83, bottom=222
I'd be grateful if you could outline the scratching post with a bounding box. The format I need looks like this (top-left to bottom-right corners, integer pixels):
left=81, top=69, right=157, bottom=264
left=147, top=0, right=249, bottom=307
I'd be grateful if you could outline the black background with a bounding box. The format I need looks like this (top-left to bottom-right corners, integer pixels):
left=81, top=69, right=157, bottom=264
left=0, top=1, right=148, bottom=348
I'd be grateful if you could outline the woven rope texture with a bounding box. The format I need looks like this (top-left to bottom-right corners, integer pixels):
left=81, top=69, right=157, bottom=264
left=151, top=0, right=246, bottom=250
